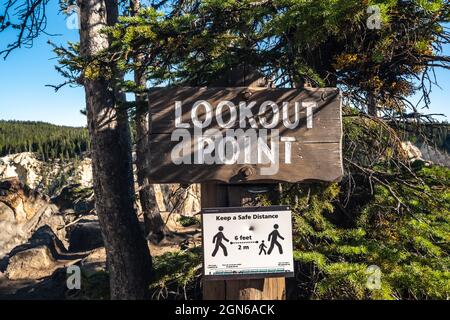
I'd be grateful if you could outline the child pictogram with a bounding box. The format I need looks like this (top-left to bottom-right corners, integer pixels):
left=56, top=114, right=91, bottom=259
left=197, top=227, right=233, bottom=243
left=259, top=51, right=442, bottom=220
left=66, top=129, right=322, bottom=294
left=212, top=226, right=229, bottom=257
left=268, top=224, right=285, bottom=254
left=259, top=240, right=267, bottom=255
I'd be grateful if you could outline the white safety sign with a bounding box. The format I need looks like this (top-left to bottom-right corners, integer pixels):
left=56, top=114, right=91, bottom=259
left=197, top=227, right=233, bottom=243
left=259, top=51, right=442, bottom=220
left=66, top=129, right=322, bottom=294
left=202, top=206, right=294, bottom=279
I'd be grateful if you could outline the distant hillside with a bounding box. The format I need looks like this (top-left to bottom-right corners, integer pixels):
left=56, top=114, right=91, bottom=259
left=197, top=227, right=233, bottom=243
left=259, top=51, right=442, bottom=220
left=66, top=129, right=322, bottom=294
left=0, top=120, right=90, bottom=160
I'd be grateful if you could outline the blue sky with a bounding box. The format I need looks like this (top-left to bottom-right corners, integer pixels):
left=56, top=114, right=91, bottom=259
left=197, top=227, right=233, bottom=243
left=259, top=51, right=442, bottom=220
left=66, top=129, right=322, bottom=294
left=0, top=3, right=85, bottom=127
left=0, top=2, right=449, bottom=127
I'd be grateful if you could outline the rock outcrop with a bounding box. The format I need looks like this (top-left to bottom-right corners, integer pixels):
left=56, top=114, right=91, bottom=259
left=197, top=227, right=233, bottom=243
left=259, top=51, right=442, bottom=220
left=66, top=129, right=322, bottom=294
left=80, top=247, right=106, bottom=277
left=5, top=246, right=57, bottom=280
left=0, top=153, right=42, bottom=189
left=0, top=152, right=203, bottom=299
left=67, top=220, right=103, bottom=252
left=402, top=141, right=423, bottom=162
left=11, top=268, right=69, bottom=300
left=74, top=158, right=93, bottom=188
left=0, top=152, right=94, bottom=193
left=0, top=178, right=69, bottom=258
left=0, top=152, right=202, bottom=215
left=2, top=226, right=69, bottom=280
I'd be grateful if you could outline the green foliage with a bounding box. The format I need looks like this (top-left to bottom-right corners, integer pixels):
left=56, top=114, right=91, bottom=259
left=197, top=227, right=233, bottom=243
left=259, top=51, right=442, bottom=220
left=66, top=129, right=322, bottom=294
left=51, top=1, right=450, bottom=115
left=150, top=247, right=202, bottom=300
left=67, top=271, right=110, bottom=300
left=178, top=215, right=201, bottom=227
left=252, top=111, right=449, bottom=300
left=0, top=120, right=89, bottom=160
left=255, top=118, right=449, bottom=300
left=280, top=126, right=450, bottom=300
left=101, top=0, right=450, bottom=113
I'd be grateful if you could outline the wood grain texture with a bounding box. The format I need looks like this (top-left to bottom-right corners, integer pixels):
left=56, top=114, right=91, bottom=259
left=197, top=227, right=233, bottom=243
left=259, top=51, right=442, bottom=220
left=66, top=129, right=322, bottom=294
left=148, top=138, right=342, bottom=183
left=147, top=87, right=343, bottom=184
left=149, top=87, right=340, bottom=133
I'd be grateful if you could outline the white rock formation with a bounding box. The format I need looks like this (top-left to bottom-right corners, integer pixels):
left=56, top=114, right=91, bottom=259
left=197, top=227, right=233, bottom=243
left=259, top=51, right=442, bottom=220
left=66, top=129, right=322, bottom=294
left=0, top=179, right=74, bottom=258
left=0, top=153, right=42, bottom=189
left=401, top=141, right=423, bottom=161
left=73, top=158, right=93, bottom=188
left=0, top=153, right=94, bottom=192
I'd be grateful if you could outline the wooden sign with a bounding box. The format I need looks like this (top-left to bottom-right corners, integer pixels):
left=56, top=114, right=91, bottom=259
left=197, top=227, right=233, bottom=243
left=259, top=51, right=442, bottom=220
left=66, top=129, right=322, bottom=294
left=147, top=87, right=343, bottom=184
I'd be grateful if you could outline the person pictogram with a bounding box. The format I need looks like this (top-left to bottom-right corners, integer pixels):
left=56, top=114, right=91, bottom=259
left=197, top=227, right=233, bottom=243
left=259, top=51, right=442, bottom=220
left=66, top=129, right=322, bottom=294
left=268, top=224, right=284, bottom=254
left=212, top=226, right=229, bottom=257
left=259, top=240, right=267, bottom=255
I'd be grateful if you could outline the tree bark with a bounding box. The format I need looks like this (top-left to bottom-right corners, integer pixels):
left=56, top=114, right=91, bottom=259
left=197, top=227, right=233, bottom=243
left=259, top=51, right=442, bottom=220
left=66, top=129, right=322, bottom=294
left=368, top=92, right=378, bottom=117
left=78, top=0, right=152, bottom=299
left=130, top=0, right=167, bottom=242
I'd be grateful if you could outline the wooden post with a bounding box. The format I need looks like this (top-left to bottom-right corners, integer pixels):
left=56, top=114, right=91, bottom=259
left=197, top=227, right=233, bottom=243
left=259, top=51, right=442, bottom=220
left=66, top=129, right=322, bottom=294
left=201, top=66, right=286, bottom=300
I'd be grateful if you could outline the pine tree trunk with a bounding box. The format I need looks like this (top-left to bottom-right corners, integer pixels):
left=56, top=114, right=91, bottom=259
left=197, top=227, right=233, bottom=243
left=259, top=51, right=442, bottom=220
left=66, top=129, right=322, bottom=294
left=368, top=92, right=378, bottom=117
left=78, top=0, right=152, bottom=299
left=135, top=106, right=166, bottom=242
left=131, top=0, right=167, bottom=242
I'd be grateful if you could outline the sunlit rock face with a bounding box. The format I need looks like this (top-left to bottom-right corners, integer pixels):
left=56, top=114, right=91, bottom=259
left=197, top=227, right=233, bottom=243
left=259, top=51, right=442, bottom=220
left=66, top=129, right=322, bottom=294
left=0, top=179, right=69, bottom=259
left=75, top=158, right=93, bottom=188
left=0, top=152, right=94, bottom=194
left=0, top=153, right=42, bottom=189
left=0, top=153, right=205, bottom=298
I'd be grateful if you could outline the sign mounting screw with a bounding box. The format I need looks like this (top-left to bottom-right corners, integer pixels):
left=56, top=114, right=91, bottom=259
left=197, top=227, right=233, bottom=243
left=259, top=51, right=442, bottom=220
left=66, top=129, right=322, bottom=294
left=240, top=166, right=254, bottom=178
left=243, top=89, right=253, bottom=100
